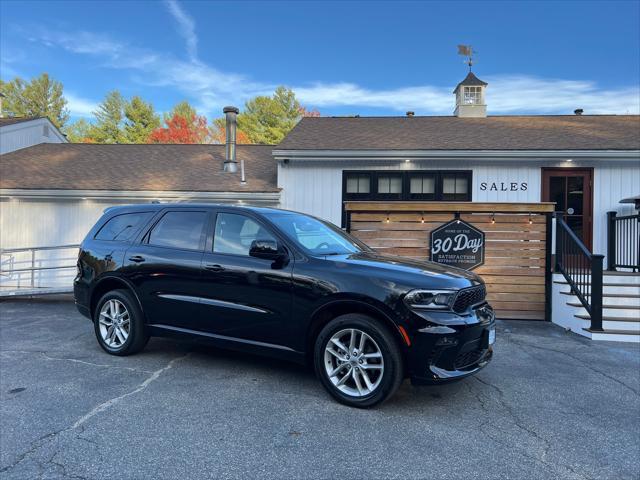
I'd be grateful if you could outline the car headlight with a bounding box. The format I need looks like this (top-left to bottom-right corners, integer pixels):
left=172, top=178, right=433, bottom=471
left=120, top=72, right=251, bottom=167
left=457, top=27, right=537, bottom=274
left=404, top=289, right=457, bottom=310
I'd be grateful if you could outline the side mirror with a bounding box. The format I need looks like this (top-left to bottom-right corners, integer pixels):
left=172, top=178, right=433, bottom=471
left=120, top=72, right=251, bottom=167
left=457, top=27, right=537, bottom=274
left=249, top=239, right=285, bottom=261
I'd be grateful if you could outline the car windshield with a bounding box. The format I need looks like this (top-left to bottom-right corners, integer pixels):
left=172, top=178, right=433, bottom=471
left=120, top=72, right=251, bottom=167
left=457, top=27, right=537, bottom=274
left=265, top=212, right=368, bottom=255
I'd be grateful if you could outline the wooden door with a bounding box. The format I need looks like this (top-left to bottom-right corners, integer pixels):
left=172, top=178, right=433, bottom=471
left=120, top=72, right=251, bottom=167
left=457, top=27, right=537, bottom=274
left=542, top=168, right=593, bottom=250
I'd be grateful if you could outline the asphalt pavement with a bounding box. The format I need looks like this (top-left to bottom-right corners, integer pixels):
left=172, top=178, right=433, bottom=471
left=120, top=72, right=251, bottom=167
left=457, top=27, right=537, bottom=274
left=1, top=296, right=639, bottom=480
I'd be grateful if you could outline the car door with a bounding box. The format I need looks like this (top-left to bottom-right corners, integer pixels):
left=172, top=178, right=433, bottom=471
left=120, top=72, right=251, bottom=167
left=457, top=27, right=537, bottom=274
left=123, top=208, right=211, bottom=330
left=197, top=210, right=294, bottom=346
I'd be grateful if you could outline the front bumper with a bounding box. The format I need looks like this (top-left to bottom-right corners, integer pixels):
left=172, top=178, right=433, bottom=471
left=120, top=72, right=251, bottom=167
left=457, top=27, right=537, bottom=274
left=406, top=304, right=495, bottom=385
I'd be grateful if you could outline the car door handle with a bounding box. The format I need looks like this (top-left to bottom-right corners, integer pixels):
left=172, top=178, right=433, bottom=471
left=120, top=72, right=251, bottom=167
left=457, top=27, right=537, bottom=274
left=204, top=263, right=225, bottom=272
left=128, top=255, right=145, bottom=263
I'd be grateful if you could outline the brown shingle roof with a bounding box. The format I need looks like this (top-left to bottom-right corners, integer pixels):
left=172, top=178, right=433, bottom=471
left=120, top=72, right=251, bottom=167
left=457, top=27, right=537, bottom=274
left=276, top=115, right=640, bottom=151
left=0, top=143, right=278, bottom=192
left=0, top=116, right=44, bottom=127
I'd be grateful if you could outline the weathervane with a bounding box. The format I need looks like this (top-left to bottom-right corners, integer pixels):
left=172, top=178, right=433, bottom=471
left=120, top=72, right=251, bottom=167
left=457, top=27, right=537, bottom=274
left=457, top=44, right=475, bottom=71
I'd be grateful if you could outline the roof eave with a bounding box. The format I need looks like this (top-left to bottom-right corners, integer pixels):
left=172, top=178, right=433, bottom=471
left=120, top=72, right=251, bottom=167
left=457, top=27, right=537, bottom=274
left=0, top=189, right=281, bottom=202
left=273, top=149, right=640, bottom=160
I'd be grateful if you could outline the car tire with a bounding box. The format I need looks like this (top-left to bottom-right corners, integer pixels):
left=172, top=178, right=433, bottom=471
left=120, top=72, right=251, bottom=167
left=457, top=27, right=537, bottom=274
left=93, top=289, right=149, bottom=356
left=314, top=313, right=404, bottom=408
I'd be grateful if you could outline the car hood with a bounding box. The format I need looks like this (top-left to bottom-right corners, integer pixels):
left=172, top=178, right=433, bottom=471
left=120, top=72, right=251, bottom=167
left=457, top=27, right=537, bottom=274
left=324, top=251, right=483, bottom=290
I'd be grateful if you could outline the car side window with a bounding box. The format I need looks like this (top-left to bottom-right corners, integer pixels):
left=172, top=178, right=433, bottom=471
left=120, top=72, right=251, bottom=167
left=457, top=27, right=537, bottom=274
left=147, top=211, right=207, bottom=251
left=95, top=212, right=154, bottom=241
left=213, top=213, right=276, bottom=256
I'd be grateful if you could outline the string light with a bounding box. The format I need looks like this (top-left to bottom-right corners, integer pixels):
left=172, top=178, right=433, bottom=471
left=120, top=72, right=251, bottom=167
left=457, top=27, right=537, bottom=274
left=385, top=213, right=390, bottom=223
left=529, top=213, right=533, bottom=225
left=420, top=212, right=425, bottom=224
left=491, top=213, right=496, bottom=224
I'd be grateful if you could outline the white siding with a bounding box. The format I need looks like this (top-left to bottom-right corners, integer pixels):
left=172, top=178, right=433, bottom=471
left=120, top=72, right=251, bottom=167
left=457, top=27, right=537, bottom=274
left=592, top=164, right=640, bottom=264
left=0, top=198, right=124, bottom=249
left=278, top=160, right=542, bottom=226
left=0, top=118, right=67, bottom=154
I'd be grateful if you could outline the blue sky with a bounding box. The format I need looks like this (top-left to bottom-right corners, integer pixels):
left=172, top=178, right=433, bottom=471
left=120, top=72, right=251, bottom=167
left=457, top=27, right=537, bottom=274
left=1, top=0, right=639, bottom=120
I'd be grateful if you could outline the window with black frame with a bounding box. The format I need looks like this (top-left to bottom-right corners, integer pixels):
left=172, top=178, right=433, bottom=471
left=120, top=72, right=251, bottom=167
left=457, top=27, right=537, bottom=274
left=441, top=172, right=470, bottom=201
left=343, top=171, right=471, bottom=202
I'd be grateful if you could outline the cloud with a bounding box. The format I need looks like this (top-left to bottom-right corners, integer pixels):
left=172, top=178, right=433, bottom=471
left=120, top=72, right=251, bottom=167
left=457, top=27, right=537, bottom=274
left=164, top=0, right=198, bottom=61
left=485, top=76, right=640, bottom=115
left=295, top=76, right=640, bottom=115
left=65, top=92, right=99, bottom=117
left=19, top=26, right=640, bottom=117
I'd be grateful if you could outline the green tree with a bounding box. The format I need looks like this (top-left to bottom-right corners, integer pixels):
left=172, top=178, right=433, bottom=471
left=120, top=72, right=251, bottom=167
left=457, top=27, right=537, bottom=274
left=89, top=90, right=126, bottom=143
left=64, top=119, right=94, bottom=143
left=164, top=100, right=198, bottom=124
left=236, top=86, right=303, bottom=144
left=0, top=73, right=69, bottom=128
left=124, top=96, right=160, bottom=143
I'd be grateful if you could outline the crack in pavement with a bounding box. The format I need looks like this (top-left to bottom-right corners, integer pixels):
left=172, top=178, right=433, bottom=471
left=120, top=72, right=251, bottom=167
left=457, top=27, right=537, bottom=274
left=0, top=351, right=191, bottom=477
left=71, top=351, right=191, bottom=429
left=469, top=376, right=594, bottom=480
left=0, top=350, right=154, bottom=374
left=508, top=338, right=640, bottom=397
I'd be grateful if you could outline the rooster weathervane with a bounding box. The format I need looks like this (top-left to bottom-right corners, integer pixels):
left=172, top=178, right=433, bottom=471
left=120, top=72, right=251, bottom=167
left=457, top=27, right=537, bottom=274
left=457, top=45, right=476, bottom=71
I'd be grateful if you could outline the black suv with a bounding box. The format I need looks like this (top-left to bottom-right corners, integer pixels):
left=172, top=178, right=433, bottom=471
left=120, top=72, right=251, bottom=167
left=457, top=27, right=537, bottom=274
left=74, top=204, right=495, bottom=407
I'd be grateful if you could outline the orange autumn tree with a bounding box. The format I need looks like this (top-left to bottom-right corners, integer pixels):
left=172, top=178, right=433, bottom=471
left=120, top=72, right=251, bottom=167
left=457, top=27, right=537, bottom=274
left=211, top=120, right=251, bottom=144
left=147, top=114, right=210, bottom=144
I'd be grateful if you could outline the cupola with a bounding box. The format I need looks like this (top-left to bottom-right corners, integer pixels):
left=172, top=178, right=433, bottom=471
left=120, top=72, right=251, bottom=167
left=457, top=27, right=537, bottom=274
left=453, top=72, right=488, bottom=118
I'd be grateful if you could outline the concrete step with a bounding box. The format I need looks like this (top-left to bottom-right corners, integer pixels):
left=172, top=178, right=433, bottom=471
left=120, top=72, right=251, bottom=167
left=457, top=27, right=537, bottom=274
left=582, top=328, right=640, bottom=343
left=575, top=315, right=640, bottom=331
left=603, top=271, right=640, bottom=282
left=569, top=303, right=640, bottom=319
left=560, top=291, right=640, bottom=305
left=554, top=272, right=640, bottom=286
left=553, top=277, right=640, bottom=295
left=555, top=283, right=640, bottom=295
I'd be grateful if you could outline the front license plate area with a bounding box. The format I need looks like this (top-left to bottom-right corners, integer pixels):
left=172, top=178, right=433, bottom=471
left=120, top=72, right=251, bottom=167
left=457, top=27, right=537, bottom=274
left=481, top=326, right=496, bottom=349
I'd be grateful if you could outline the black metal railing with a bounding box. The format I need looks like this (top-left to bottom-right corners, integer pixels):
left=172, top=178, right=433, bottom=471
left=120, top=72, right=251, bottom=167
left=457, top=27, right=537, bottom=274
left=607, top=211, right=640, bottom=272
left=555, top=213, right=603, bottom=331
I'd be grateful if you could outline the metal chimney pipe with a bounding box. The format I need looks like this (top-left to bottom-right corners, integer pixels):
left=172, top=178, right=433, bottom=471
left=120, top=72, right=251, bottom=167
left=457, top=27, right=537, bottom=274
left=223, top=106, right=239, bottom=173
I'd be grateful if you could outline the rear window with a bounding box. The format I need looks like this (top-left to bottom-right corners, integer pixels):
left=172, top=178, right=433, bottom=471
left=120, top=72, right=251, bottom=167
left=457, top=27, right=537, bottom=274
left=147, top=211, right=208, bottom=251
left=95, top=212, right=154, bottom=241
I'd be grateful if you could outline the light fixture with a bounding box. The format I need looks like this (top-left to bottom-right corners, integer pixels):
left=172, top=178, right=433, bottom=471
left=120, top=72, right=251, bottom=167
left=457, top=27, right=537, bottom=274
left=405, top=159, right=410, bottom=163
left=529, top=213, right=533, bottom=225
left=385, top=213, right=390, bottom=223
left=491, top=213, right=496, bottom=224
left=566, top=158, right=573, bottom=162
left=420, top=212, right=425, bottom=224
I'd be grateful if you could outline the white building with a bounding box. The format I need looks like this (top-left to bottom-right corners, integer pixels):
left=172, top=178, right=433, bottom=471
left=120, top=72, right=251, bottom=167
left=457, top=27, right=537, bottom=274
left=0, top=116, right=67, bottom=154
left=274, top=73, right=640, bottom=264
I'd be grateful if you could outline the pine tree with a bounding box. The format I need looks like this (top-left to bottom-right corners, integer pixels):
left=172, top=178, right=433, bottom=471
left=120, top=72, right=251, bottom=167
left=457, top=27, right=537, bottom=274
left=123, top=96, right=160, bottom=143
left=0, top=74, right=69, bottom=128
left=90, top=91, right=126, bottom=143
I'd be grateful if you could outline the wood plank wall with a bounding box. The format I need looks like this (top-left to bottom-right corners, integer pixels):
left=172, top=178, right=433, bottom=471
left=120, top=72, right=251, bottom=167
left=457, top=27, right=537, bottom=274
left=345, top=202, right=555, bottom=321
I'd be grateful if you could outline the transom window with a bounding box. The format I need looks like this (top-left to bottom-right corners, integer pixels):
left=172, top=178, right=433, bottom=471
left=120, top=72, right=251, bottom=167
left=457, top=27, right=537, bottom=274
left=377, top=175, right=402, bottom=195
left=343, top=171, right=472, bottom=202
left=409, top=175, right=436, bottom=197
left=345, top=175, right=371, bottom=194
left=463, top=86, right=481, bottom=105
left=442, top=173, right=469, bottom=201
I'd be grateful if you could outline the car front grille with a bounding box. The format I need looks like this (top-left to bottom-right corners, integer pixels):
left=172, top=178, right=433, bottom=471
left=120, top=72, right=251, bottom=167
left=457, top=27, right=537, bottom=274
left=452, top=285, right=486, bottom=313
left=454, top=348, right=486, bottom=370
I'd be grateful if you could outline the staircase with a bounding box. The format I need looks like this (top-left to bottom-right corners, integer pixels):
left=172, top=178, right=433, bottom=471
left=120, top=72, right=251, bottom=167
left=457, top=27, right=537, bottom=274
left=553, top=272, right=640, bottom=342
